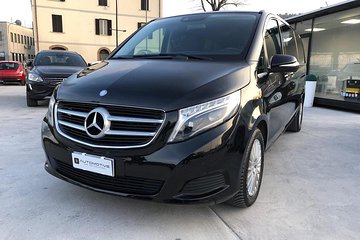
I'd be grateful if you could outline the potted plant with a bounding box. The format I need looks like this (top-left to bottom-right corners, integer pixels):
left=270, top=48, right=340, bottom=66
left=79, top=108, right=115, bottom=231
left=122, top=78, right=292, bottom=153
left=304, top=74, right=317, bottom=107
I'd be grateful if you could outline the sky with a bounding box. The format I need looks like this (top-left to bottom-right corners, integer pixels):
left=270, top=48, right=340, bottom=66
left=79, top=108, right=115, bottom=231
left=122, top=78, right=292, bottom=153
left=0, top=0, right=350, bottom=28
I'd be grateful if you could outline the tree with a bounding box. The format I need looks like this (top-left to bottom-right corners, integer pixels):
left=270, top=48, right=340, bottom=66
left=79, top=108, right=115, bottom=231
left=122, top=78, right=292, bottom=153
left=198, top=0, right=245, bottom=12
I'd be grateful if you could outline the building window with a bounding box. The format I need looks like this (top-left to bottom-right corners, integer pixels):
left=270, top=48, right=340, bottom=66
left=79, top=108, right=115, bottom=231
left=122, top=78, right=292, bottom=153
left=11, top=32, right=13, bottom=42
left=0, top=31, right=2, bottom=41
left=141, top=0, right=149, bottom=10
left=137, top=22, right=146, bottom=29
left=98, top=48, right=110, bottom=60
left=50, top=45, right=68, bottom=50
left=99, top=0, right=107, bottom=6
left=21, top=35, right=24, bottom=44
left=52, top=14, right=63, bottom=32
left=95, top=19, right=112, bottom=36
left=17, top=34, right=20, bottom=43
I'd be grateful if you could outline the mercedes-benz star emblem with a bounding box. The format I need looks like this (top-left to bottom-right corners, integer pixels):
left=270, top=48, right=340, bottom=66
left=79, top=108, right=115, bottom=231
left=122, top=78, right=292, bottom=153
left=99, top=90, right=108, bottom=97
left=84, top=107, right=111, bottom=138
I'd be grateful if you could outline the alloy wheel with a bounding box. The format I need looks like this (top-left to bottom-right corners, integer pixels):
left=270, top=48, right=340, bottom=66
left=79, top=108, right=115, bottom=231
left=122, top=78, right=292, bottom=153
left=247, top=139, right=262, bottom=197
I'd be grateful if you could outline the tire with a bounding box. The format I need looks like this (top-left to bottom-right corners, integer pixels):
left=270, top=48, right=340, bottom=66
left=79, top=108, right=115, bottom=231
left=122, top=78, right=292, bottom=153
left=287, top=101, right=303, bottom=132
left=26, top=91, right=38, bottom=107
left=227, top=128, right=265, bottom=208
left=20, top=80, right=25, bottom=86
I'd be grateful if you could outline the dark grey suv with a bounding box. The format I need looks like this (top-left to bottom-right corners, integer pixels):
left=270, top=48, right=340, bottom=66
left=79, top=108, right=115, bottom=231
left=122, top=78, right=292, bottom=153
left=26, top=50, right=87, bottom=106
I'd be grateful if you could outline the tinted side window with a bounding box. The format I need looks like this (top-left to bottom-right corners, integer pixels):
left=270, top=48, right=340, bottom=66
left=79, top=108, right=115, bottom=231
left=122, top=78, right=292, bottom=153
left=279, top=21, right=297, bottom=58
left=264, top=19, right=281, bottom=65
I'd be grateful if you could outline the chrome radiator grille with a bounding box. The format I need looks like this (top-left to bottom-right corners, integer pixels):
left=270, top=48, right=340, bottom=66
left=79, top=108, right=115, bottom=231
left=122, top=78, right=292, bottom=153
left=55, top=101, right=165, bottom=148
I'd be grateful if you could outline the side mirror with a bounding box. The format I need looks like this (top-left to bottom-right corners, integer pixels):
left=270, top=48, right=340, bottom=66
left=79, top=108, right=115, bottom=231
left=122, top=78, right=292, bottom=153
left=270, top=54, right=299, bottom=73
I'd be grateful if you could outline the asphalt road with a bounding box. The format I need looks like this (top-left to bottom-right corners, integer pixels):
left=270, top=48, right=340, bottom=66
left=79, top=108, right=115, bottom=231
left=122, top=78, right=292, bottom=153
left=0, top=85, right=359, bottom=240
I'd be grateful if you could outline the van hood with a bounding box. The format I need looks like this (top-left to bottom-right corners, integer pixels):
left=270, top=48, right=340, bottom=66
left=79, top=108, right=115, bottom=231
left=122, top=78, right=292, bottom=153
left=57, top=59, right=250, bottom=112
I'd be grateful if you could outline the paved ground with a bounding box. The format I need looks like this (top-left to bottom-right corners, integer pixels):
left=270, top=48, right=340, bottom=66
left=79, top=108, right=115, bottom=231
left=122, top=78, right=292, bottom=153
left=0, top=85, right=359, bottom=240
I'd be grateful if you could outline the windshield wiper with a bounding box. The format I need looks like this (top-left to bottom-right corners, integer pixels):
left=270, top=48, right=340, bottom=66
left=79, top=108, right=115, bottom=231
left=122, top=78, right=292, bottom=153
left=113, top=54, right=212, bottom=60
left=157, top=53, right=212, bottom=60
left=111, top=56, right=135, bottom=59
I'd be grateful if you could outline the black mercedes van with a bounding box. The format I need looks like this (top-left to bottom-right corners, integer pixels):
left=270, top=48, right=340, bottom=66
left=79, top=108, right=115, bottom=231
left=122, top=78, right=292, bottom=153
left=42, top=11, right=306, bottom=208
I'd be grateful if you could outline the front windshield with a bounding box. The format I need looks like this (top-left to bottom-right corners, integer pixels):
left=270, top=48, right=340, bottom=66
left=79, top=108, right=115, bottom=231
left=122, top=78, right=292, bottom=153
left=112, top=13, right=259, bottom=60
left=34, top=52, right=87, bottom=67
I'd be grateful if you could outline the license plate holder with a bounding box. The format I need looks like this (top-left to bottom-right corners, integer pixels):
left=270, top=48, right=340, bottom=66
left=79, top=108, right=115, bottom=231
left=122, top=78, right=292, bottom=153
left=71, top=152, right=114, bottom=177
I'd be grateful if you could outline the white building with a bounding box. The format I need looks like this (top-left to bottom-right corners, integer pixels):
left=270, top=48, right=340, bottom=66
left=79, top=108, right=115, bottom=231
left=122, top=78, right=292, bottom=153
left=31, top=0, right=162, bottom=62
left=0, top=21, right=35, bottom=62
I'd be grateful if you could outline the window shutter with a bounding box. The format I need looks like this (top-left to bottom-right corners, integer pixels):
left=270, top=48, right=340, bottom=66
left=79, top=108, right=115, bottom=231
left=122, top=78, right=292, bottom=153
left=52, top=15, right=56, bottom=32
left=95, top=19, right=100, bottom=35
left=59, top=16, right=63, bottom=32
left=107, top=20, right=112, bottom=36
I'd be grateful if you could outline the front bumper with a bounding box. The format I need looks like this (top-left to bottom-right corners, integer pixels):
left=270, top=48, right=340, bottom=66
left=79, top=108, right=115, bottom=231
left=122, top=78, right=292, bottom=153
left=42, top=116, right=245, bottom=205
left=27, top=82, right=57, bottom=100
left=1, top=76, right=24, bottom=83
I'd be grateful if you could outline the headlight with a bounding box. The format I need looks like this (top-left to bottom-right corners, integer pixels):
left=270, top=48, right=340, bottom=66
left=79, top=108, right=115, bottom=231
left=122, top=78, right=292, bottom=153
left=168, top=91, right=240, bottom=142
left=46, top=94, right=56, bottom=127
left=28, top=73, right=43, bottom=82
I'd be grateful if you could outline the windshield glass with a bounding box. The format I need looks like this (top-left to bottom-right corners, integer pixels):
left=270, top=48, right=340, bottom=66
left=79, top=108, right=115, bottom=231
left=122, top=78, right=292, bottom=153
left=0, top=62, right=19, bottom=70
left=34, top=52, right=87, bottom=67
left=112, top=13, right=259, bottom=60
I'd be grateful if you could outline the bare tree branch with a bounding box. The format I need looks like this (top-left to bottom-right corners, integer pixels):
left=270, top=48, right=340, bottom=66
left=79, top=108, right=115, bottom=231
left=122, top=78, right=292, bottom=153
left=200, top=0, right=207, bottom=11
left=195, top=0, right=246, bottom=12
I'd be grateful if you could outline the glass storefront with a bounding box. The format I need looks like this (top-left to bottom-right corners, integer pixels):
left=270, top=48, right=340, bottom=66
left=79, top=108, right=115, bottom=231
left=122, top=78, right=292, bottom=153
left=310, top=7, right=360, bottom=104
left=289, top=3, right=360, bottom=110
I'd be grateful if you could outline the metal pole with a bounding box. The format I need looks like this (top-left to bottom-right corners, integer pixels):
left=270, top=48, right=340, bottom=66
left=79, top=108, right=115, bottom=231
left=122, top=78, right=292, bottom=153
left=116, top=0, right=118, bottom=47
left=145, top=0, right=148, bottom=23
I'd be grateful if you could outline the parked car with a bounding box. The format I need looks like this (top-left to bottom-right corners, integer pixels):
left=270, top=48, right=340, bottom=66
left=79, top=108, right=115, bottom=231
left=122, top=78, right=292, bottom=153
left=0, top=61, right=26, bottom=85
left=26, top=50, right=87, bottom=106
left=42, top=11, right=306, bottom=207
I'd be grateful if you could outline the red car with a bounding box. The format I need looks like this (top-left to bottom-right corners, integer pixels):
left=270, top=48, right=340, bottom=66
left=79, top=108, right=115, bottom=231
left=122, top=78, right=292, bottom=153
left=0, top=61, right=26, bottom=85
